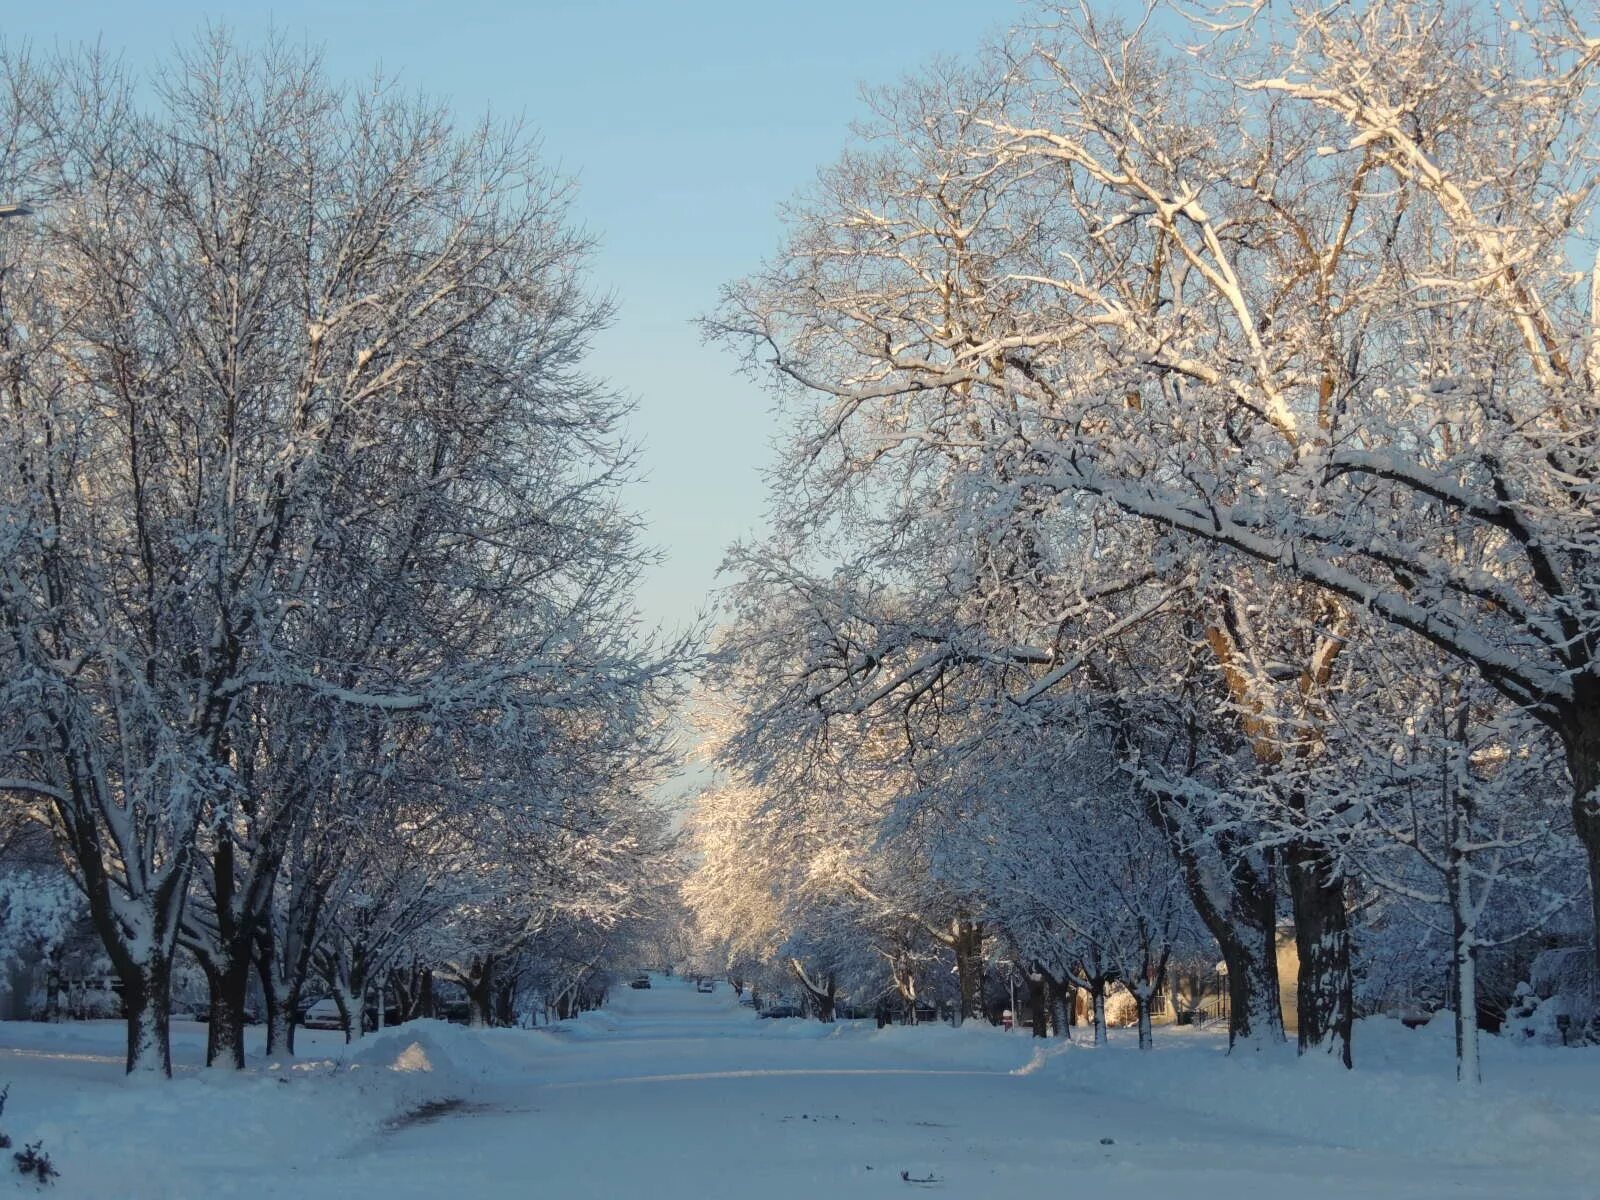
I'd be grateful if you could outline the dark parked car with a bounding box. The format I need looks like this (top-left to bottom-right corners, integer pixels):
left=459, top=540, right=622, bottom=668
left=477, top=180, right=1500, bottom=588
left=300, top=998, right=344, bottom=1030
left=696, top=978, right=716, bottom=994
left=759, top=1004, right=803, bottom=1019
left=629, top=974, right=651, bottom=989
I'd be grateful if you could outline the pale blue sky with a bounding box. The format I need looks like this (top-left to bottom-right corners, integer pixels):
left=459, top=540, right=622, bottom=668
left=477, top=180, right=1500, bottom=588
left=4, top=0, right=1026, bottom=635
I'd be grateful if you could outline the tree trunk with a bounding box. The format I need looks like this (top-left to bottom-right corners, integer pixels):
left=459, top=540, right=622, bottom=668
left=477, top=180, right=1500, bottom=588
left=420, top=968, right=436, bottom=1020
left=494, top=979, right=516, bottom=1027
left=466, top=956, right=495, bottom=1028
left=121, top=958, right=174, bottom=1076
left=790, top=960, right=836, bottom=1022
left=1452, top=871, right=1481, bottom=1086
left=1564, top=715, right=1600, bottom=1033
left=1027, top=973, right=1049, bottom=1038
left=284, top=973, right=307, bottom=1055
left=186, top=833, right=274, bottom=1069
left=44, top=962, right=62, bottom=1023
left=1090, top=981, right=1107, bottom=1046
left=256, top=930, right=286, bottom=1057
left=1034, top=966, right=1072, bottom=1040
left=1050, top=985, right=1072, bottom=1040
left=204, top=958, right=250, bottom=1069
left=331, top=984, right=357, bottom=1043
left=952, top=919, right=985, bottom=1026
left=896, top=972, right=919, bottom=1025
left=1286, top=840, right=1354, bottom=1068
left=1147, top=794, right=1285, bottom=1050
left=815, top=983, right=836, bottom=1022
left=1134, top=988, right=1153, bottom=1051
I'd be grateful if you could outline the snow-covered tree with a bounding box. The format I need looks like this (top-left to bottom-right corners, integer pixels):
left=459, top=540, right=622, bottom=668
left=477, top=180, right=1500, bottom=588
left=708, top=0, right=1600, bottom=1059
left=0, top=34, right=675, bottom=1073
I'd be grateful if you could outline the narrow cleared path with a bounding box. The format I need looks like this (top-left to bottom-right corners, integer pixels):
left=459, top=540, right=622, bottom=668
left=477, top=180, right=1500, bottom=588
left=240, top=976, right=1583, bottom=1200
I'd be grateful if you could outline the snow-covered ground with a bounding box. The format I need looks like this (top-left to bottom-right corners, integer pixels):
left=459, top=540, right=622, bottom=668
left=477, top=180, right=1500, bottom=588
left=3, top=979, right=1597, bottom=1198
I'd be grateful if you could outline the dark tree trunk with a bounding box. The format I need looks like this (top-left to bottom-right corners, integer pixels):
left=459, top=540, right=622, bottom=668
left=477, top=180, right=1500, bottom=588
left=1167, top=819, right=1285, bottom=1049
left=120, top=957, right=174, bottom=1076
left=420, top=968, right=436, bottom=1020
left=1050, top=984, right=1073, bottom=1040
left=1563, top=711, right=1600, bottom=1031
left=1031, top=965, right=1072, bottom=1040
left=1027, top=972, right=1049, bottom=1038
left=1133, top=709, right=1287, bottom=1051
left=256, top=928, right=285, bottom=1056
left=493, top=979, right=516, bottom=1027
left=465, top=956, right=495, bottom=1028
left=952, top=919, right=985, bottom=1026
left=44, top=961, right=62, bottom=1022
left=1088, top=979, right=1107, bottom=1045
left=330, top=986, right=355, bottom=1043
left=204, top=957, right=251, bottom=1069
left=790, top=961, right=837, bottom=1022
left=284, top=970, right=309, bottom=1055
left=815, top=980, right=836, bottom=1023
left=187, top=832, right=285, bottom=1068
left=390, top=968, right=415, bottom=1024
left=66, top=794, right=189, bottom=1075
left=1286, top=839, right=1354, bottom=1068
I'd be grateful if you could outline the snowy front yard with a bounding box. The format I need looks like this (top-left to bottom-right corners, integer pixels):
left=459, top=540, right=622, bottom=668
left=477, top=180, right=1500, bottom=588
left=3, top=978, right=1597, bottom=1199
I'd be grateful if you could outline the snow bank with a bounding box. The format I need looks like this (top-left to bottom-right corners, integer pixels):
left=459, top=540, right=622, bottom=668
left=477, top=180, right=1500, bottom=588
left=0, top=1019, right=554, bottom=1199
left=345, top=1019, right=522, bottom=1099
left=548, top=1008, right=624, bottom=1040
left=853, top=1016, right=1600, bottom=1174
left=7, top=1004, right=1599, bottom=1197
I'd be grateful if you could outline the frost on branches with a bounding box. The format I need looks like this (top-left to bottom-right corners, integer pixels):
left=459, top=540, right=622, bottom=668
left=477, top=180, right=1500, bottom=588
left=0, top=36, right=682, bottom=1074
left=704, top=0, right=1597, bottom=1074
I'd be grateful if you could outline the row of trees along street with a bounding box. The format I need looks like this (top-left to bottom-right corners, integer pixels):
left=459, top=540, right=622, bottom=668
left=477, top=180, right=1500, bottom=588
left=0, top=37, right=684, bottom=1074
left=686, top=0, right=1600, bottom=1085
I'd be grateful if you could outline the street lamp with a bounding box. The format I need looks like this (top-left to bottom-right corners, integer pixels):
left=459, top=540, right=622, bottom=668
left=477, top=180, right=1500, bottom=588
left=0, top=202, right=32, bottom=219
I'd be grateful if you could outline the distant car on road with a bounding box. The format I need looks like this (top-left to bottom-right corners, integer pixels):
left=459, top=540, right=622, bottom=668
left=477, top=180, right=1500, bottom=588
left=629, top=974, right=651, bottom=989
left=696, top=979, right=715, bottom=994
left=758, top=1004, right=803, bottom=1019
left=300, top=998, right=344, bottom=1029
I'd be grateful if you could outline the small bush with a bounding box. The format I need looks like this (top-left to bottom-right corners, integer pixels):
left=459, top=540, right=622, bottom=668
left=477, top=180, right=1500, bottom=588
left=0, top=1085, right=57, bottom=1185
left=14, top=1141, right=56, bottom=1184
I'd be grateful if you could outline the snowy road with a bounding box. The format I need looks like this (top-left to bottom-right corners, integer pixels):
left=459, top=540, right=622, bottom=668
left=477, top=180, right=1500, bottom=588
left=233, top=979, right=1590, bottom=1200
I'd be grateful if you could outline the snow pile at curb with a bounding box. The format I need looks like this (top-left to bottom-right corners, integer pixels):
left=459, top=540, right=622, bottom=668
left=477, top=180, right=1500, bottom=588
left=551, top=1009, right=624, bottom=1040
left=343, top=1019, right=514, bottom=1104
left=0, top=1020, right=538, bottom=1199
left=857, top=1016, right=1600, bottom=1173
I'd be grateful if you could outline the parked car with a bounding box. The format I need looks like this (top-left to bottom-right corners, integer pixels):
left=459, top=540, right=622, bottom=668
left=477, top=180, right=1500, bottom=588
left=758, top=1004, right=803, bottom=1019
left=300, top=998, right=344, bottom=1030
left=696, top=978, right=716, bottom=994
left=629, top=975, right=651, bottom=989
left=361, top=1002, right=405, bottom=1031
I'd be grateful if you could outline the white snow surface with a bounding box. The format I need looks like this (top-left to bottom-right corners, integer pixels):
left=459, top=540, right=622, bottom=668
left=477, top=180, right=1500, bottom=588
left=2, top=979, right=1597, bottom=1198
